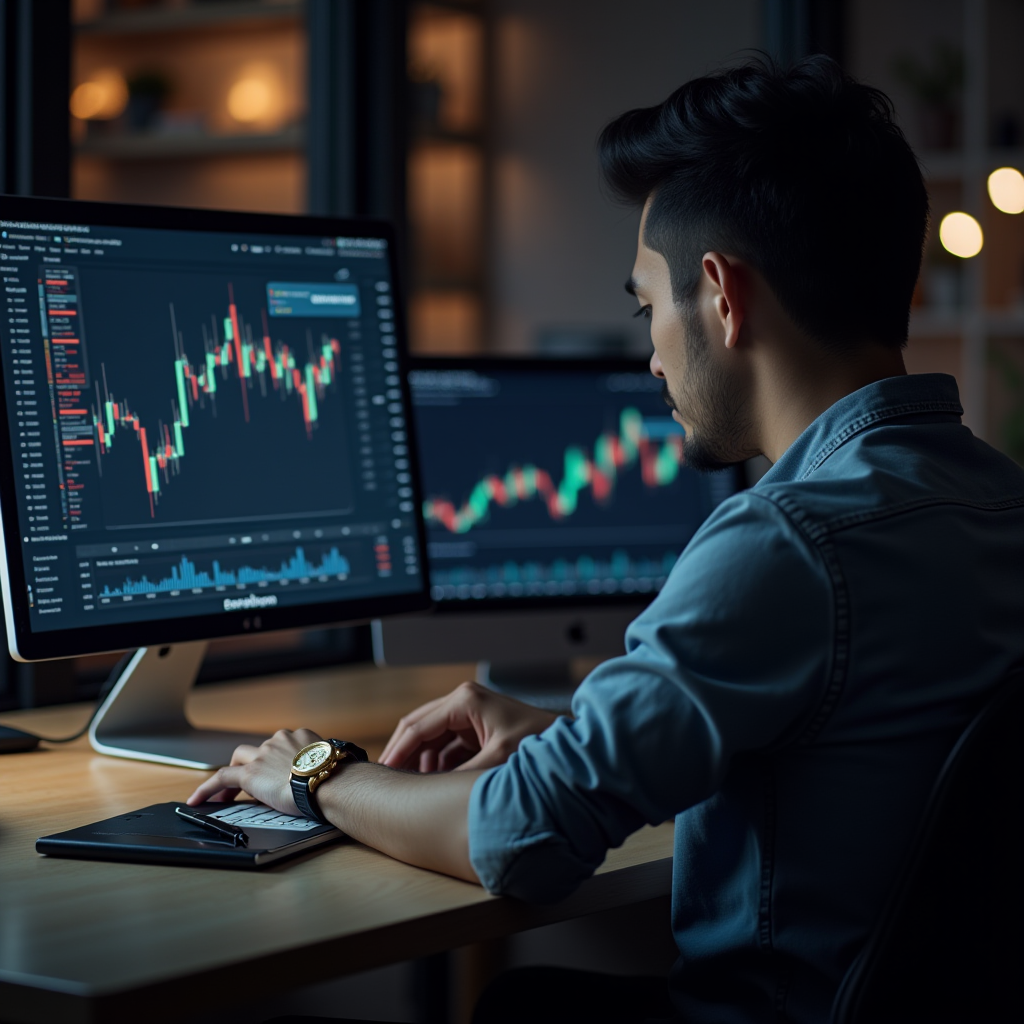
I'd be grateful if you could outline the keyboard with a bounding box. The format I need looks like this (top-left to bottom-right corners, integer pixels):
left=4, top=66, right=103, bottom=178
left=207, top=803, right=324, bottom=831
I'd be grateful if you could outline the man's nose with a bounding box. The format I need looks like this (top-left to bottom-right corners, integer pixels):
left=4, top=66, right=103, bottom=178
left=650, top=350, right=665, bottom=378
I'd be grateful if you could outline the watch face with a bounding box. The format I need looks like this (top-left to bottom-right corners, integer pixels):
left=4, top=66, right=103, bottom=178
left=292, top=741, right=332, bottom=775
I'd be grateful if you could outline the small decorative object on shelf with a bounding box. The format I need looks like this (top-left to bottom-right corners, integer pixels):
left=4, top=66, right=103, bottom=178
left=126, top=70, right=172, bottom=131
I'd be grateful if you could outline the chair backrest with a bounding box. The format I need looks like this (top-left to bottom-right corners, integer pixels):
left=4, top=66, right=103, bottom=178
left=831, top=668, right=1024, bottom=1024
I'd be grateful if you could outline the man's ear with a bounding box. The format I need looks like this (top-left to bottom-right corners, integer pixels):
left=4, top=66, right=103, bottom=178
left=701, top=252, right=745, bottom=350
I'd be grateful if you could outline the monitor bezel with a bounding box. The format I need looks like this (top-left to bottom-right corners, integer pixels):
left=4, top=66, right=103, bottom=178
left=408, top=354, right=745, bottom=616
left=0, top=194, right=432, bottom=661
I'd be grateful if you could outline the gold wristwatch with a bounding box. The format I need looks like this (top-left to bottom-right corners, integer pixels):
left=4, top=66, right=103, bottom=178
left=289, top=739, right=368, bottom=824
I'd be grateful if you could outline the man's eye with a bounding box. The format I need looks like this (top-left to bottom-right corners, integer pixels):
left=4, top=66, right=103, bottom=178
left=632, top=305, right=652, bottom=319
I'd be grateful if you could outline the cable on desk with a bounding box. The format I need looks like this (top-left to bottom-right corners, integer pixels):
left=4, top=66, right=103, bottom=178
left=29, top=652, right=134, bottom=744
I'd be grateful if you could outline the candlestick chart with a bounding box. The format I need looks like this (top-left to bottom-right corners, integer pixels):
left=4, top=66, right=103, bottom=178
left=423, top=408, right=685, bottom=535
left=89, top=285, right=343, bottom=519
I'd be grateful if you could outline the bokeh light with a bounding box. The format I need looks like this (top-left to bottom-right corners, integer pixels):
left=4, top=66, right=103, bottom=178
left=69, top=68, right=129, bottom=120
left=226, top=64, right=282, bottom=127
left=987, top=167, right=1024, bottom=215
left=939, top=211, right=984, bottom=258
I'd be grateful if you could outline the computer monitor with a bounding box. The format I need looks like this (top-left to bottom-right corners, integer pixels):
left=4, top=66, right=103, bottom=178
left=372, top=357, right=743, bottom=707
left=0, top=195, right=429, bottom=767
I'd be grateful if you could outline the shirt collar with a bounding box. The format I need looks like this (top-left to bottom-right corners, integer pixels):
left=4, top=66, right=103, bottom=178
left=756, top=373, right=964, bottom=486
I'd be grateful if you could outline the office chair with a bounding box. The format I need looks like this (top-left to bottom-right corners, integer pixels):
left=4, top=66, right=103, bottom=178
left=831, top=668, right=1024, bottom=1024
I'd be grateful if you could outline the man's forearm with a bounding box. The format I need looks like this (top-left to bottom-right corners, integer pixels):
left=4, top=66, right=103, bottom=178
left=315, top=762, right=482, bottom=883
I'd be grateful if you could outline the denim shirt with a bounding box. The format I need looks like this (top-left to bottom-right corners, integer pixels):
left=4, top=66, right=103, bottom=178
left=468, top=373, right=1024, bottom=1024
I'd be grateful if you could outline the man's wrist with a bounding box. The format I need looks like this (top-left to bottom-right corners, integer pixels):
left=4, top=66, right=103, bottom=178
left=290, top=739, right=369, bottom=823
left=305, top=759, right=374, bottom=829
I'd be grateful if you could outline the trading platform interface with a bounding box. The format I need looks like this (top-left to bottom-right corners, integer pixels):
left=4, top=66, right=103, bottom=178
left=0, top=218, right=423, bottom=634
left=409, top=363, right=740, bottom=604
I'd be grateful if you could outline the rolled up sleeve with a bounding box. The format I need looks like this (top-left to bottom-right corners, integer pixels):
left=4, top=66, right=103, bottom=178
left=468, top=492, right=834, bottom=902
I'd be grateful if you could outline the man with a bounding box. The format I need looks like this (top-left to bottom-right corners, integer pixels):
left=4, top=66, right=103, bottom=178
left=190, top=56, right=1024, bottom=1023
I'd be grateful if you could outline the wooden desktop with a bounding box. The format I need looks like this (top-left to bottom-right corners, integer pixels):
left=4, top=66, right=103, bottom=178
left=0, top=663, right=674, bottom=1024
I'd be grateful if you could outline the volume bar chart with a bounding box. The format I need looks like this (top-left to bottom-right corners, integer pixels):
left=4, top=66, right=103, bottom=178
left=96, top=545, right=351, bottom=599
left=431, top=550, right=679, bottom=600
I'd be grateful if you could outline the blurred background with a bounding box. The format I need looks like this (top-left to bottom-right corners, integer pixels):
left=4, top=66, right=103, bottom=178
left=1, top=0, right=1022, bottom=701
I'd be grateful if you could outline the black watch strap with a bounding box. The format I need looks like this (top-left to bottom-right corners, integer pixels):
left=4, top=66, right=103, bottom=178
left=291, top=740, right=369, bottom=824
left=290, top=775, right=327, bottom=824
left=329, top=739, right=369, bottom=763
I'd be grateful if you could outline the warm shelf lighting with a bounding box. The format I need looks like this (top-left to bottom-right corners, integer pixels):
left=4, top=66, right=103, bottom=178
left=69, top=68, right=129, bottom=121
left=987, top=167, right=1024, bottom=214
left=227, top=63, right=283, bottom=128
left=228, top=78, right=272, bottom=123
left=938, top=211, right=983, bottom=258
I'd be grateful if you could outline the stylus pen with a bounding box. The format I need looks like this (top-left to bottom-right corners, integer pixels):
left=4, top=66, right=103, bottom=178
left=175, top=806, right=249, bottom=847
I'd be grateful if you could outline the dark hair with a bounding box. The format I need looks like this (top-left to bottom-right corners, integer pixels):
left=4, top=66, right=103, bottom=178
left=599, top=55, right=928, bottom=349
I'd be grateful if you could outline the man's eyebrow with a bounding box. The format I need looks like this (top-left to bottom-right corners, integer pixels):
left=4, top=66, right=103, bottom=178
left=625, top=277, right=638, bottom=297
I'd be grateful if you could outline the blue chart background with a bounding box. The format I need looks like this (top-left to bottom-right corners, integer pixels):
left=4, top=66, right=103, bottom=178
left=76, top=263, right=355, bottom=529
left=410, top=368, right=739, bottom=598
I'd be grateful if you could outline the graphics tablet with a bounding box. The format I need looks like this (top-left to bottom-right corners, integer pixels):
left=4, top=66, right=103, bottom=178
left=37, top=801, right=341, bottom=869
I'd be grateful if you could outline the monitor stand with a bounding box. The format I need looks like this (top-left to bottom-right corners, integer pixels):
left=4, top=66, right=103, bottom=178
left=476, top=660, right=577, bottom=713
left=88, top=642, right=267, bottom=769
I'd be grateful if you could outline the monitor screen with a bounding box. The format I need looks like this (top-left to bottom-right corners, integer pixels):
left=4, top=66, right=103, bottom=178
left=0, top=197, right=428, bottom=659
left=408, top=358, right=741, bottom=609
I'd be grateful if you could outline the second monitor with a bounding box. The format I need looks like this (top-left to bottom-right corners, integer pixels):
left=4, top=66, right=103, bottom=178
left=373, top=357, right=744, bottom=705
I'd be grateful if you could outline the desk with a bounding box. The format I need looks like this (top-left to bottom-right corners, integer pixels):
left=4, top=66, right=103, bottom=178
left=0, top=664, right=674, bottom=1024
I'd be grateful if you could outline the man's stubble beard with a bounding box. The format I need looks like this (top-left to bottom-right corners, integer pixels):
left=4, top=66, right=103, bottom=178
left=661, top=302, right=756, bottom=473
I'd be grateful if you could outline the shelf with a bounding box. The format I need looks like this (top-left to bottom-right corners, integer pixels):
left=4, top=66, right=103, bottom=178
left=75, top=123, right=305, bottom=160
left=909, top=308, right=1024, bottom=337
left=74, top=0, right=303, bottom=36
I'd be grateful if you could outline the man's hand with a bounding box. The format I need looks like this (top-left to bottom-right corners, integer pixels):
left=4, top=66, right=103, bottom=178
left=186, top=728, right=324, bottom=813
left=380, top=681, right=558, bottom=773
left=186, top=724, right=481, bottom=884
